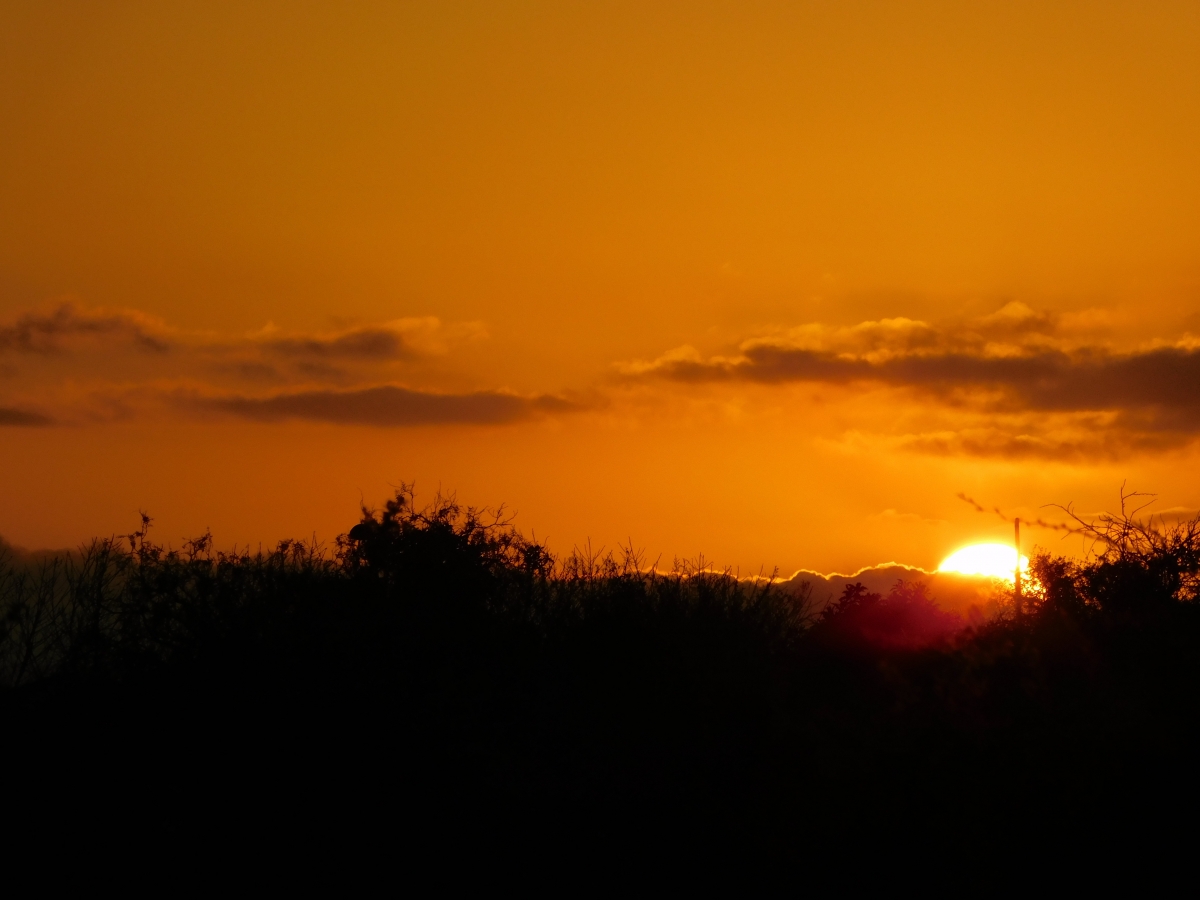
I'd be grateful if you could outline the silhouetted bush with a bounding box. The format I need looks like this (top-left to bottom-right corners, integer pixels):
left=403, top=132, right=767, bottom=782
left=2, top=487, right=1200, bottom=865
left=814, top=579, right=965, bottom=649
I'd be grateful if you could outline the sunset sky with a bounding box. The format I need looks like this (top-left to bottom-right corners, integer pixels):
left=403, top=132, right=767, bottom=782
left=2, top=1, right=1199, bottom=575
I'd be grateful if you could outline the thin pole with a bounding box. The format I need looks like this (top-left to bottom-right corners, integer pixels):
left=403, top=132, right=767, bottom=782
left=1014, top=517, right=1022, bottom=620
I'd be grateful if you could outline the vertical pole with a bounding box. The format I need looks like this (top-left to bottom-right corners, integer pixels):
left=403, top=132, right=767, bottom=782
left=1014, top=517, right=1022, bottom=620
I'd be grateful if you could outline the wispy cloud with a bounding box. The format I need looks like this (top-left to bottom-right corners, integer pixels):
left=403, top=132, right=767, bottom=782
left=194, top=385, right=578, bottom=427
left=5, top=300, right=1196, bottom=454
left=0, top=304, right=482, bottom=376
left=247, top=316, right=484, bottom=365
left=0, top=304, right=537, bottom=428
left=0, top=406, right=51, bottom=427
left=0, top=305, right=170, bottom=354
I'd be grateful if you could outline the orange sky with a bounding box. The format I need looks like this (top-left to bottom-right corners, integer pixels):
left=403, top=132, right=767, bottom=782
left=2, top=1, right=1199, bottom=574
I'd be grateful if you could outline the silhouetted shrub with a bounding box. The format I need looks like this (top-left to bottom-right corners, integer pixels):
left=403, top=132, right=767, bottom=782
left=814, top=579, right=965, bottom=649
left=1023, top=493, right=1200, bottom=625
left=3, top=487, right=1200, bottom=862
left=340, top=485, right=549, bottom=606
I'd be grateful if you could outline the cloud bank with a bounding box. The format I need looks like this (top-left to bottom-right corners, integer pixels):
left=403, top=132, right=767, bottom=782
left=4, top=300, right=1199, bottom=457
left=201, top=385, right=576, bottom=427
left=0, top=407, right=51, bottom=427
left=625, top=303, right=1200, bottom=456
left=0, top=303, right=571, bottom=429
left=0, top=305, right=170, bottom=354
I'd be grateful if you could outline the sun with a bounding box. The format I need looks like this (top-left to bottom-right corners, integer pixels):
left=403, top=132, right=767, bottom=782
left=938, top=543, right=1029, bottom=582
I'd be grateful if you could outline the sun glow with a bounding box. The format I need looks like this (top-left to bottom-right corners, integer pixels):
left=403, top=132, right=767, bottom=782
left=938, top=543, right=1030, bottom=582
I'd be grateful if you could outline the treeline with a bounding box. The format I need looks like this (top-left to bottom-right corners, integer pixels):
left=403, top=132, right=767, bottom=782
left=3, top=487, right=1199, bottom=860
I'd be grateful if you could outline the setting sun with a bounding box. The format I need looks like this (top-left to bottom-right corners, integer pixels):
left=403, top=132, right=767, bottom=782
left=939, top=544, right=1030, bottom=582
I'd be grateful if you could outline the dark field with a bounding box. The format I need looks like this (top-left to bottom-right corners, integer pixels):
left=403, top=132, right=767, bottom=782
left=3, top=488, right=1198, bottom=875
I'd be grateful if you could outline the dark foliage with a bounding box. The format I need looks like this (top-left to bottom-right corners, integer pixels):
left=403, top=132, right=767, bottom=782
left=814, top=579, right=966, bottom=649
left=3, top=488, right=1200, bottom=874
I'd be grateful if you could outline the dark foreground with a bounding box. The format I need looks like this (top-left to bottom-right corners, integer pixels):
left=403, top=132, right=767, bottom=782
left=3, top=490, right=1199, bottom=875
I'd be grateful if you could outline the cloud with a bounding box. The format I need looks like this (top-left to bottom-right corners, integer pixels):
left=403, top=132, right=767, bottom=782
left=625, top=303, right=1200, bottom=455
left=197, top=385, right=578, bottom=427
left=261, top=327, right=415, bottom=361
left=638, top=342, right=1200, bottom=417
left=0, top=304, right=528, bottom=428
left=3, top=299, right=1193, bottom=455
left=0, top=304, right=170, bottom=354
left=891, top=422, right=1178, bottom=460
left=870, top=508, right=948, bottom=527
left=1156, top=506, right=1200, bottom=523
left=250, top=317, right=478, bottom=363
left=0, top=305, right=479, bottom=380
left=0, top=406, right=51, bottom=427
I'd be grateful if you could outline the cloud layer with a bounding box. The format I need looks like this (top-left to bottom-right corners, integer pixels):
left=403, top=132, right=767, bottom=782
left=4, top=300, right=1199, bottom=457
left=201, top=385, right=576, bottom=427
left=625, top=303, right=1200, bottom=456
left=0, top=407, right=51, bottom=427
left=0, top=305, right=169, bottom=354
left=0, top=303, right=565, bottom=428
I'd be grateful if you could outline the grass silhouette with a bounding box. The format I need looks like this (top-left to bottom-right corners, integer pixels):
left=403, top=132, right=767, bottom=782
left=3, top=485, right=1200, bottom=871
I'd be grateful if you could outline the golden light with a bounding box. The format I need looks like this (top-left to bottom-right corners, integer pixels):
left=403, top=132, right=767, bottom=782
left=938, top=543, right=1030, bottom=582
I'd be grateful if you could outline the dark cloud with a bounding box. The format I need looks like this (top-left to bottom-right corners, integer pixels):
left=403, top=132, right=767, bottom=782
left=262, top=327, right=414, bottom=361
left=201, top=385, right=578, bottom=427
left=622, top=304, right=1200, bottom=456
left=896, top=428, right=1124, bottom=461
left=0, top=304, right=169, bottom=354
left=0, top=305, right=560, bottom=429
left=0, top=407, right=52, bottom=426
left=228, top=361, right=283, bottom=382
left=0, top=306, right=469, bottom=387
left=642, top=341, right=1200, bottom=427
